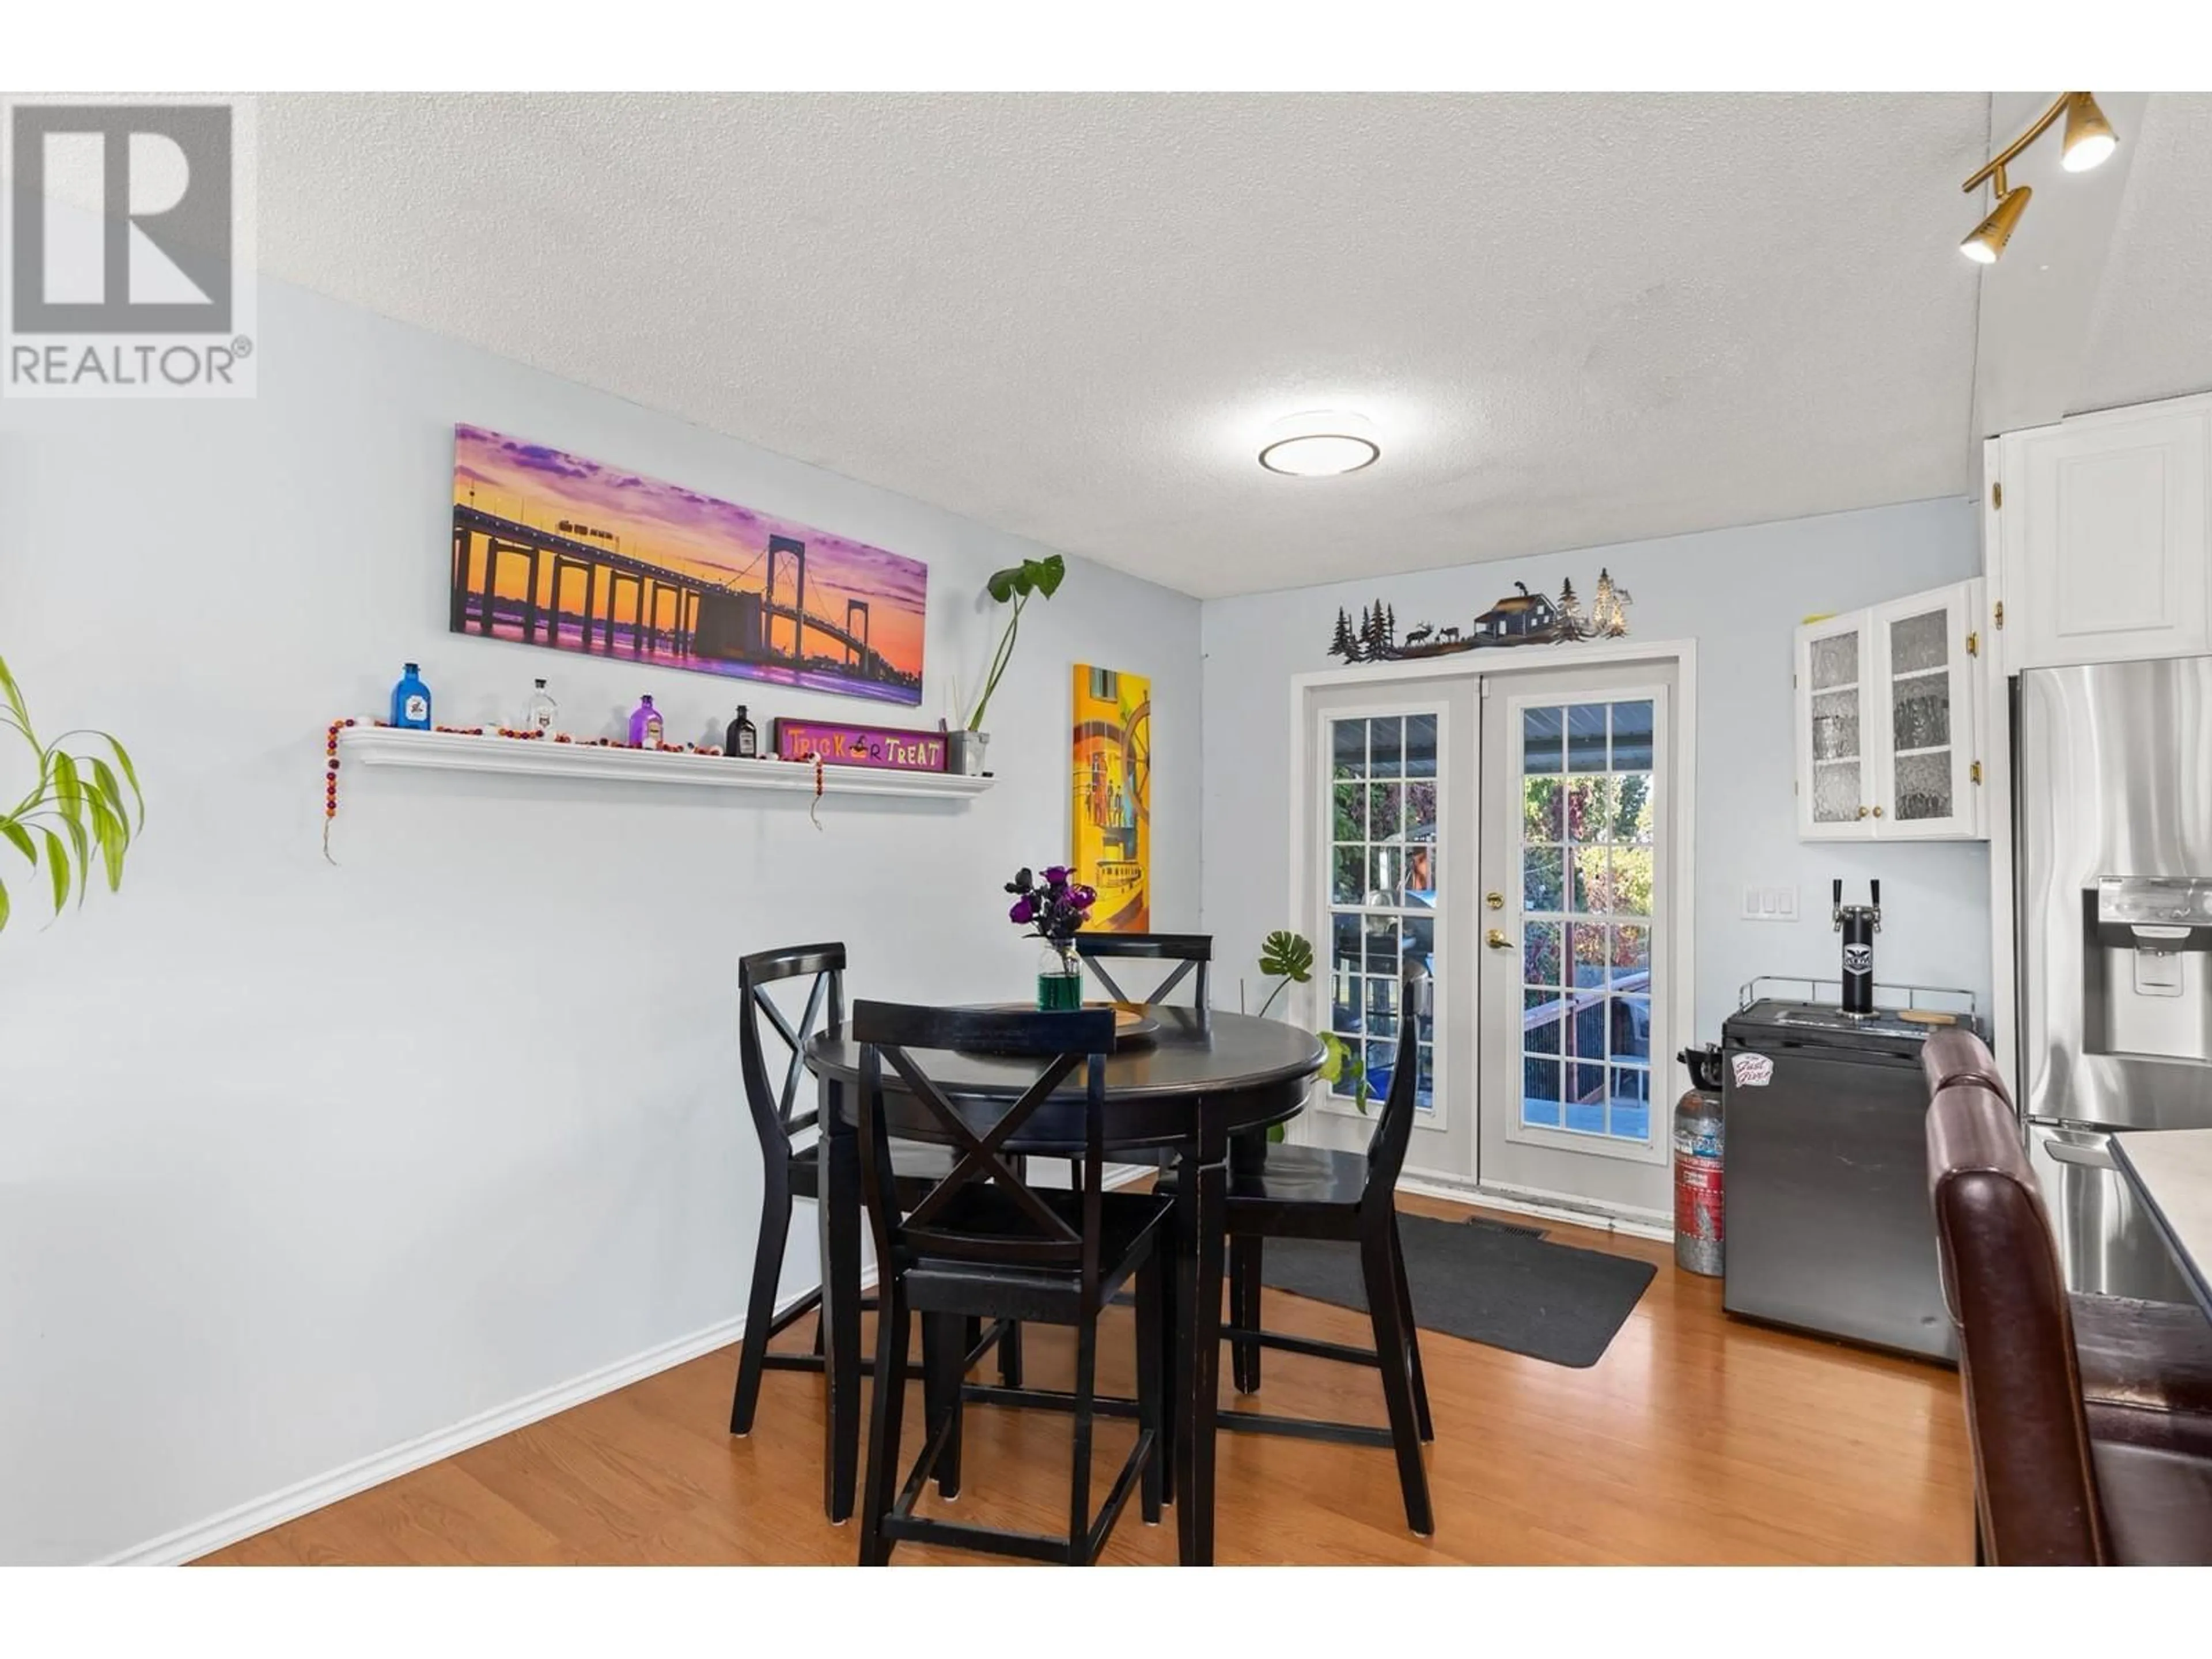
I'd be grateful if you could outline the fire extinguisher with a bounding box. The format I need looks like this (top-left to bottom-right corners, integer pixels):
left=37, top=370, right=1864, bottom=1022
left=1673, top=1044, right=1724, bottom=1277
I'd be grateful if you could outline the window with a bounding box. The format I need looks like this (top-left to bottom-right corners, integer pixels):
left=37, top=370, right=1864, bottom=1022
left=1326, top=713, right=1438, bottom=1111
left=1517, top=699, right=1654, bottom=1142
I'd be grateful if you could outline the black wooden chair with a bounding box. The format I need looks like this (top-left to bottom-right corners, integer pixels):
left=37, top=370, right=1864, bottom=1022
left=1160, top=963, right=1435, bottom=1535
left=1074, top=932, right=1211, bottom=1027
left=1067, top=933, right=1212, bottom=1193
left=853, top=1002, right=1172, bottom=1566
left=727, top=944, right=1007, bottom=1437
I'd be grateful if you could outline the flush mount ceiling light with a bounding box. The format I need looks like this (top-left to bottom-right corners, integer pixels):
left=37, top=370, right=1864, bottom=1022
left=1257, top=411, right=1381, bottom=477
left=1959, top=91, right=2119, bottom=263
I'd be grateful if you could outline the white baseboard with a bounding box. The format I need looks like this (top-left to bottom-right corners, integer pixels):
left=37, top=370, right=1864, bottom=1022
left=1395, top=1170, right=1673, bottom=1243
left=103, top=1280, right=849, bottom=1568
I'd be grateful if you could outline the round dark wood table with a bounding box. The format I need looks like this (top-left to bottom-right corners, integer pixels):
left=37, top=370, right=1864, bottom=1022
left=805, top=1007, right=1324, bottom=1565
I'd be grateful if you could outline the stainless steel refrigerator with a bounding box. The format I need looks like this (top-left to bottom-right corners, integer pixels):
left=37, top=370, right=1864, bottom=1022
left=2017, top=657, right=2212, bottom=1302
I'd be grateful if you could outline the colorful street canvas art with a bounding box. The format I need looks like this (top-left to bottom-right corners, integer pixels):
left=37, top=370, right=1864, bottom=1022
left=449, top=425, right=927, bottom=704
left=1071, top=664, right=1150, bottom=932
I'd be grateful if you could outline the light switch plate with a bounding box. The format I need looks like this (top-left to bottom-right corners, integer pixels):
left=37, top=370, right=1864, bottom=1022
left=1742, top=884, right=1800, bottom=922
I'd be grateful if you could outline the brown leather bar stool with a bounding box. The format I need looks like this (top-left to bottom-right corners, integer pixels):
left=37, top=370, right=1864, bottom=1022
left=1917, top=1031, right=2212, bottom=1447
left=1925, top=1073, right=2212, bottom=1563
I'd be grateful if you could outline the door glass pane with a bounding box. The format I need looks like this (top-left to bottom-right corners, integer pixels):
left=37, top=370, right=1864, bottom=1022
left=1809, top=631, right=1858, bottom=691
left=1809, top=689, right=1861, bottom=762
left=1889, top=609, right=1947, bottom=676
left=1892, top=682, right=1951, bottom=752
left=1522, top=707, right=1563, bottom=772
left=1324, top=713, right=1441, bottom=1113
left=1513, top=697, right=1661, bottom=1146
left=1895, top=751, right=1955, bottom=821
left=1813, top=760, right=1862, bottom=824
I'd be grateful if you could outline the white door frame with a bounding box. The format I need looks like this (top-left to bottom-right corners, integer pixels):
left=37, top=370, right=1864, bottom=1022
left=1285, top=638, right=1699, bottom=1215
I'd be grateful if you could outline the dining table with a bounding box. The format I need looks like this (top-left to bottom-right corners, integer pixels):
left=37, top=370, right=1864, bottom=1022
left=805, top=1005, right=1325, bottom=1566
left=2111, top=1127, right=2212, bottom=1325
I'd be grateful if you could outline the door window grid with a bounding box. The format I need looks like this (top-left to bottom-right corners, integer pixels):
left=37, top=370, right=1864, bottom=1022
left=1888, top=608, right=1955, bottom=821
left=1327, top=714, right=1437, bottom=1111
left=1518, top=699, right=1654, bottom=1142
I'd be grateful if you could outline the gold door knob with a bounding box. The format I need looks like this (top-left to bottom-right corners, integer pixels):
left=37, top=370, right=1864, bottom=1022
left=1857, top=805, right=1870, bottom=819
left=1872, top=805, right=1885, bottom=818
left=1486, top=929, right=1513, bottom=950
left=1485, top=891, right=1505, bottom=910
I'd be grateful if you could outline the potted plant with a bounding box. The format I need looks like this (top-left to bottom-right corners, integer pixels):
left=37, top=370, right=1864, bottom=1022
left=1005, top=863, right=1096, bottom=1010
left=952, top=555, right=1065, bottom=775
left=0, top=656, right=143, bottom=930
left=1248, top=929, right=1364, bottom=1139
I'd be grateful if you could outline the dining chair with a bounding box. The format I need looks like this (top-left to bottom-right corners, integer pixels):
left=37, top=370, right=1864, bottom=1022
left=853, top=1001, right=1172, bottom=1566
left=1159, top=962, right=1434, bottom=1535
left=1074, top=933, right=1212, bottom=1027
left=1067, top=933, right=1213, bottom=1194
left=728, top=943, right=1007, bottom=1438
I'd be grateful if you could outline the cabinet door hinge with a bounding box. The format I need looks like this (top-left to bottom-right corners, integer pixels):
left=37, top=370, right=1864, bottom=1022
left=1971, top=760, right=1983, bottom=785
left=1994, top=600, right=2006, bottom=630
left=1991, top=480, right=2002, bottom=509
left=1967, top=630, right=1980, bottom=657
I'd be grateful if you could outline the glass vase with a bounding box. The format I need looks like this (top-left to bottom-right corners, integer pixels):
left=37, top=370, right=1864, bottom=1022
left=1036, top=942, right=1084, bottom=1012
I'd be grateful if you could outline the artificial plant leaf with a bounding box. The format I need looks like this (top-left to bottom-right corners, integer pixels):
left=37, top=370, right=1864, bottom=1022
left=1031, top=554, right=1066, bottom=599
left=86, top=792, right=124, bottom=891
left=1257, top=929, right=1315, bottom=983
left=1, top=821, right=33, bottom=866
left=104, top=736, right=145, bottom=828
left=985, top=566, right=1021, bottom=604
left=51, top=749, right=82, bottom=821
left=0, top=655, right=29, bottom=735
left=40, top=828, right=67, bottom=916
left=1316, top=1031, right=1348, bottom=1083
left=0, top=876, right=10, bottom=932
left=90, top=758, right=129, bottom=844
left=55, top=808, right=90, bottom=906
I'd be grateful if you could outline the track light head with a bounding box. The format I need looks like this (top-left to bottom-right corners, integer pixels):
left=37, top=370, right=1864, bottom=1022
left=2061, top=91, right=2119, bottom=172
left=1961, top=179, right=2032, bottom=264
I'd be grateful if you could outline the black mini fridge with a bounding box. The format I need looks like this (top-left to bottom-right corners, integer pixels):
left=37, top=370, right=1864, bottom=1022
left=1721, top=997, right=1979, bottom=1363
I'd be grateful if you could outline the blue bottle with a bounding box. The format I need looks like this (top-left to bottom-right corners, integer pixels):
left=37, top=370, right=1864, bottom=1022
left=391, top=662, right=432, bottom=729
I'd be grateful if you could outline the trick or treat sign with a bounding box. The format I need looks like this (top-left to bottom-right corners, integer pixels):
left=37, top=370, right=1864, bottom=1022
left=772, top=718, right=947, bottom=772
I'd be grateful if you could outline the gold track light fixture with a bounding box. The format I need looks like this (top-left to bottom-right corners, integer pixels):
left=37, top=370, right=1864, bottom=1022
left=1960, top=92, right=2120, bottom=264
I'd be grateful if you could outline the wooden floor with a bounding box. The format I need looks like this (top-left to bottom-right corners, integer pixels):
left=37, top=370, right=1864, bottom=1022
left=199, top=1193, right=1974, bottom=1566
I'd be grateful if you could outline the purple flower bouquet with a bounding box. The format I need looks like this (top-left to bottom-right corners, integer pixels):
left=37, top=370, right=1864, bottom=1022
left=1005, top=864, right=1097, bottom=1010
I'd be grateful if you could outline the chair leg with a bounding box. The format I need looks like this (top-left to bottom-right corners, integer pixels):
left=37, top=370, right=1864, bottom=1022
left=729, top=1181, right=793, bottom=1436
left=857, top=1282, right=911, bottom=1566
left=1361, top=1228, right=1434, bottom=1536
left=923, top=1312, right=966, bottom=1500
left=1069, top=1311, right=1100, bottom=1563
left=998, top=1318, right=1025, bottom=1387
left=1388, top=1219, right=1433, bottom=1441
left=1230, top=1236, right=1263, bottom=1395
left=1134, top=1249, right=1165, bottom=1525
left=1156, top=1225, right=1179, bottom=1506
left=812, top=1308, right=827, bottom=1357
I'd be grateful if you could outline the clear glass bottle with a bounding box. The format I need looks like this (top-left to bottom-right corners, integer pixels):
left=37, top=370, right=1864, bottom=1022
left=726, top=704, right=759, bottom=759
left=628, top=694, right=664, bottom=748
left=522, top=678, right=558, bottom=734
left=390, top=662, right=431, bottom=729
left=1036, top=940, right=1084, bottom=1011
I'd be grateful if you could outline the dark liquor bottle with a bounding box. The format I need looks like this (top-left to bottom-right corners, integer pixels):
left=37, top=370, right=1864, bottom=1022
left=726, top=705, right=760, bottom=759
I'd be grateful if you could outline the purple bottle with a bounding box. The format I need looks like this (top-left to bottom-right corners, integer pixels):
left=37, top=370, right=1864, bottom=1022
left=628, top=695, right=664, bottom=748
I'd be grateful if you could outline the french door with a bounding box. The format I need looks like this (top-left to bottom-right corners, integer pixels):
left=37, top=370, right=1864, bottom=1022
left=1298, top=657, right=1681, bottom=1218
left=1476, top=662, right=1676, bottom=1215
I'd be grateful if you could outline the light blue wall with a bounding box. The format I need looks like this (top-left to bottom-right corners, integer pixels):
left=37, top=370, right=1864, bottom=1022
left=1199, top=498, right=1990, bottom=1046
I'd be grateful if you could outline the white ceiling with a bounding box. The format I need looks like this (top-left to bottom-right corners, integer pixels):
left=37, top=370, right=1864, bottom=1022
left=2080, top=93, right=2212, bottom=414
left=252, top=93, right=2209, bottom=600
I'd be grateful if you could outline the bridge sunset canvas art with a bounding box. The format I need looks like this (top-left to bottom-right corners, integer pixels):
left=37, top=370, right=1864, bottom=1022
left=449, top=425, right=927, bottom=704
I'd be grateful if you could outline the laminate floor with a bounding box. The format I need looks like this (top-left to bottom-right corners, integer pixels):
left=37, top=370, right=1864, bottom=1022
left=198, top=1194, right=1972, bottom=1566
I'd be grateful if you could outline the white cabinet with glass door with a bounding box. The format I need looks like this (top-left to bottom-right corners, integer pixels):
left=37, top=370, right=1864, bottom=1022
left=1793, top=578, right=1986, bottom=841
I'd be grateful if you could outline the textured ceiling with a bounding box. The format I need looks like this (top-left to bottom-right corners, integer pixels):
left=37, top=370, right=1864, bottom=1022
left=2080, top=93, right=2212, bottom=415
left=256, top=93, right=2006, bottom=599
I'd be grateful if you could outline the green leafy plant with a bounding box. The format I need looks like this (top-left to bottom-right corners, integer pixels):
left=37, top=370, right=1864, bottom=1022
left=0, top=656, right=143, bottom=932
left=965, top=554, right=1065, bottom=732
left=1249, top=928, right=1371, bottom=1139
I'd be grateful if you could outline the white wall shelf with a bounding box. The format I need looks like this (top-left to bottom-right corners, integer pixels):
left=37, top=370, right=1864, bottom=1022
left=338, top=725, right=994, bottom=801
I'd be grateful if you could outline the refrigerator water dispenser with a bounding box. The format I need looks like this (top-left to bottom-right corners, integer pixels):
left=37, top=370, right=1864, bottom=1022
left=2086, top=876, right=2212, bottom=1062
